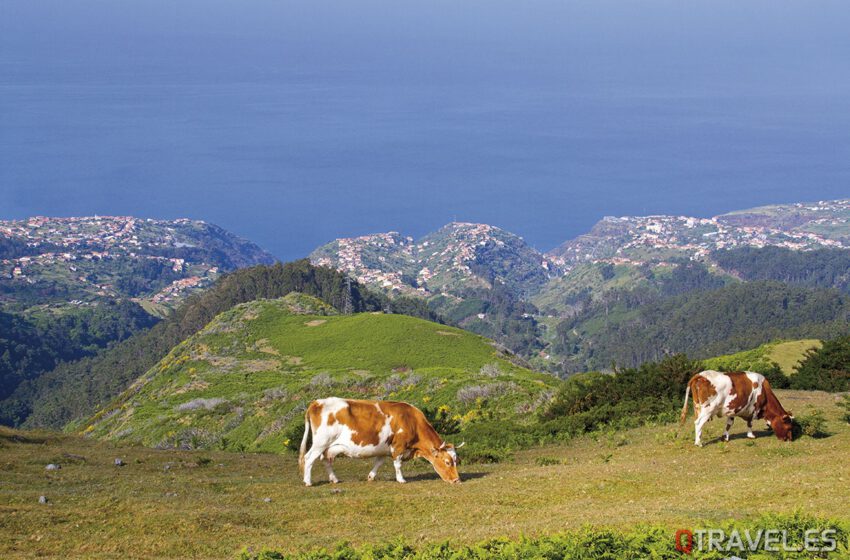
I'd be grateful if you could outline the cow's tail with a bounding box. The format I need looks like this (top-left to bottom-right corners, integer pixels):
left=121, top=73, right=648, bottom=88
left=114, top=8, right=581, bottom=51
left=679, top=378, right=693, bottom=426
left=298, top=409, right=311, bottom=475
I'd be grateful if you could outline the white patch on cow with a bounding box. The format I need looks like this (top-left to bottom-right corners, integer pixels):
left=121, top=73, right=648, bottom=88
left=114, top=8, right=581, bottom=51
left=393, top=455, right=406, bottom=483
left=446, top=447, right=457, bottom=463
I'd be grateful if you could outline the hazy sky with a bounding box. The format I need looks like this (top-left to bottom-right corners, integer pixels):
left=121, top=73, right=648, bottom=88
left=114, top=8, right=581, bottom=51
left=2, top=1, right=850, bottom=259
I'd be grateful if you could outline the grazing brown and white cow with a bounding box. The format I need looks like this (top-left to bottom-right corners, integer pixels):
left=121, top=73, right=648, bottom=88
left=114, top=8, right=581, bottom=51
left=298, top=397, right=463, bottom=486
left=680, top=370, right=794, bottom=446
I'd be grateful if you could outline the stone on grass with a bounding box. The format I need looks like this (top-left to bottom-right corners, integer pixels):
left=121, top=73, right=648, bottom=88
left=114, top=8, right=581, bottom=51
left=45, top=464, right=61, bottom=471
left=114, top=458, right=125, bottom=467
left=38, top=496, right=48, bottom=504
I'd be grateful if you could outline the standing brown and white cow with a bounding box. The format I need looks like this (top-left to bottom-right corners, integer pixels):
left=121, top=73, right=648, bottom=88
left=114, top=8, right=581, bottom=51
left=298, top=397, right=463, bottom=486
left=681, top=370, right=794, bottom=446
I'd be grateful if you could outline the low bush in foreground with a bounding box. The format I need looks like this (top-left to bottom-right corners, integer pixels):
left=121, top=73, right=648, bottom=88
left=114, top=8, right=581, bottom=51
left=240, top=513, right=848, bottom=559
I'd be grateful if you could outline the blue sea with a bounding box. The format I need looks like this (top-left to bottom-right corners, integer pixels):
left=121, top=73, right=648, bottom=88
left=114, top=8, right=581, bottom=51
left=2, top=0, right=849, bottom=260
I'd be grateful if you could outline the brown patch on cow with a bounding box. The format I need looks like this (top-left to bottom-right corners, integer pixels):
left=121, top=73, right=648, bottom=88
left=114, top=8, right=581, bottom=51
left=436, top=330, right=460, bottom=337
left=326, top=412, right=336, bottom=426
left=725, top=372, right=754, bottom=415
left=758, top=378, right=794, bottom=440
left=305, top=320, right=326, bottom=327
left=307, top=402, right=324, bottom=433
left=331, top=400, right=384, bottom=446
left=690, top=375, right=717, bottom=410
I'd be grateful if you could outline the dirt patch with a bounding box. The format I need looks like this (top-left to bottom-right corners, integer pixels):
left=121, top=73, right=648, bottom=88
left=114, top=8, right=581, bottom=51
left=205, top=356, right=239, bottom=371
left=305, top=320, right=327, bottom=327
left=436, top=330, right=461, bottom=337
left=253, top=339, right=280, bottom=355
left=240, top=359, right=282, bottom=373
left=173, top=380, right=211, bottom=395
left=241, top=309, right=260, bottom=321
left=286, top=356, right=303, bottom=366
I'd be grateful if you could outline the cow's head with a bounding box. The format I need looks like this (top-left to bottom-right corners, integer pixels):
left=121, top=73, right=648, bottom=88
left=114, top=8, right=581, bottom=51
left=422, top=442, right=464, bottom=484
left=771, top=413, right=794, bottom=441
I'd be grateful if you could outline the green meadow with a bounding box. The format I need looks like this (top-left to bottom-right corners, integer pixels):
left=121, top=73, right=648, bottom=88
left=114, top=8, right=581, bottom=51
left=2, top=389, right=848, bottom=559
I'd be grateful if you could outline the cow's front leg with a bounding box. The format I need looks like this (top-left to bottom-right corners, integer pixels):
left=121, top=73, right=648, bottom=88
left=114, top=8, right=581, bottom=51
left=723, top=417, right=734, bottom=442
left=367, top=457, right=385, bottom=481
left=746, top=418, right=756, bottom=439
left=392, top=455, right=406, bottom=484
left=323, top=455, right=339, bottom=484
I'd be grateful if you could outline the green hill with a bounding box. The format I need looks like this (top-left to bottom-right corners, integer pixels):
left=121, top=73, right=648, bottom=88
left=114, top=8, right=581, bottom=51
left=704, top=339, right=823, bottom=376
left=82, top=293, right=556, bottom=452
left=11, top=260, right=403, bottom=430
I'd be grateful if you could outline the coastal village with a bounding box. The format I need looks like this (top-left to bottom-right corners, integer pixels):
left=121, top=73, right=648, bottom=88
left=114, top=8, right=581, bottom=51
left=554, top=200, right=850, bottom=268
left=0, top=216, right=228, bottom=308
left=312, top=200, right=850, bottom=296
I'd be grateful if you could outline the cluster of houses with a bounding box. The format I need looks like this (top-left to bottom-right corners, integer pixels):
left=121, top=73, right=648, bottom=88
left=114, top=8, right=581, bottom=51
left=313, top=222, right=549, bottom=296
left=0, top=216, right=217, bottom=304
left=556, top=207, right=850, bottom=269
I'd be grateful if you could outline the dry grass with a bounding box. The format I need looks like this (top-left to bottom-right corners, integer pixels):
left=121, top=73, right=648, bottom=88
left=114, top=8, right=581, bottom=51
left=767, top=339, right=823, bottom=374
left=1, top=389, right=848, bottom=559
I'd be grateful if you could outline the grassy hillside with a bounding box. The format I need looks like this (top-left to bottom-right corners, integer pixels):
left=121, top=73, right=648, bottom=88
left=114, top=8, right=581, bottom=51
left=15, top=260, right=407, bottom=430
left=704, top=339, right=823, bottom=375
left=2, top=389, right=847, bottom=559
left=81, top=293, right=556, bottom=452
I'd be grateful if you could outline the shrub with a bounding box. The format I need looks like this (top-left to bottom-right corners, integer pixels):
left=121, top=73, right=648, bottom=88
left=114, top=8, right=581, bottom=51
left=456, top=382, right=514, bottom=405
left=262, top=387, right=288, bottom=401
left=543, top=354, right=700, bottom=421
left=792, top=336, right=850, bottom=391
left=238, top=513, right=849, bottom=559
left=174, top=397, right=227, bottom=412
left=283, top=421, right=306, bottom=452
left=761, top=363, right=792, bottom=389
left=479, top=363, right=502, bottom=378
left=839, top=394, right=850, bottom=424
left=309, top=373, right=334, bottom=388
left=793, top=409, right=831, bottom=439
left=422, top=405, right=461, bottom=436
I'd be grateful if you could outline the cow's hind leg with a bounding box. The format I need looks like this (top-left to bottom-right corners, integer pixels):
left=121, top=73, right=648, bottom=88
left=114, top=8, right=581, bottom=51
left=746, top=418, right=756, bottom=439
left=323, top=454, right=339, bottom=484
left=723, top=417, right=734, bottom=442
left=694, top=409, right=713, bottom=447
left=367, top=457, right=385, bottom=481
left=302, top=446, right=324, bottom=487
